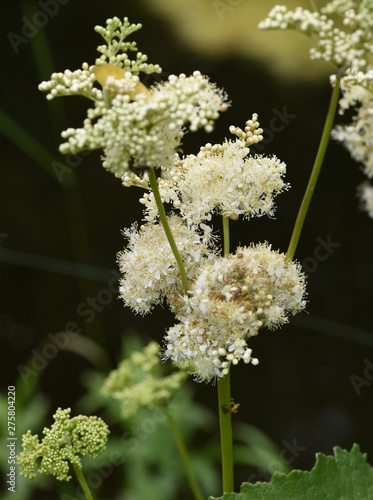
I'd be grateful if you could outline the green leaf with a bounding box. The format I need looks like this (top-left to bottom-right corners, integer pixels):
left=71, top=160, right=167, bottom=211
left=210, top=444, right=373, bottom=499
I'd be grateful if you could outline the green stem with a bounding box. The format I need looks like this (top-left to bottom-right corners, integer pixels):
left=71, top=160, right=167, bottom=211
left=73, top=464, right=94, bottom=500
left=217, top=215, right=234, bottom=493
left=286, top=72, right=342, bottom=261
left=148, top=167, right=189, bottom=292
left=222, top=215, right=230, bottom=256
left=165, top=408, right=205, bottom=500
left=217, top=371, right=234, bottom=493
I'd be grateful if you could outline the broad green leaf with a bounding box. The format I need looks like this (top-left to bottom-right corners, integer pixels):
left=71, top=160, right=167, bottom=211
left=210, top=444, right=373, bottom=499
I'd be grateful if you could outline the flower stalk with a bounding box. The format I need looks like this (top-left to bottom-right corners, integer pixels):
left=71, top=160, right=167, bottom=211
left=217, top=370, right=234, bottom=493
left=73, top=465, right=94, bottom=500
left=218, top=215, right=234, bottom=493
left=286, top=72, right=342, bottom=261
left=165, top=407, right=205, bottom=500
left=148, top=166, right=189, bottom=292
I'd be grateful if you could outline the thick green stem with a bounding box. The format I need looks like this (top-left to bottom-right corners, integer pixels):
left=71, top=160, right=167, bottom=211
left=165, top=408, right=205, bottom=500
left=218, top=371, right=234, bottom=493
left=148, top=167, right=189, bottom=292
left=217, top=215, right=234, bottom=493
left=73, top=464, right=94, bottom=500
left=286, top=73, right=342, bottom=261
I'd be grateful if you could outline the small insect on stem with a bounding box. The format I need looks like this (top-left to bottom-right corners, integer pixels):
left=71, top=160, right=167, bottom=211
left=230, top=398, right=240, bottom=414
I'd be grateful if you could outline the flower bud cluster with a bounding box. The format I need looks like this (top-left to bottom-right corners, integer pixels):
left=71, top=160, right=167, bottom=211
left=102, top=341, right=187, bottom=418
left=38, top=63, right=101, bottom=101
left=163, top=243, right=306, bottom=381
left=94, top=17, right=162, bottom=74
left=39, top=18, right=228, bottom=181
left=17, top=408, right=109, bottom=481
left=259, top=4, right=373, bottom=73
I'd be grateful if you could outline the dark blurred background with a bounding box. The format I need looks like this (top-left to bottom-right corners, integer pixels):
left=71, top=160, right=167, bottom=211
left=1, top=0, right=373, bottom=498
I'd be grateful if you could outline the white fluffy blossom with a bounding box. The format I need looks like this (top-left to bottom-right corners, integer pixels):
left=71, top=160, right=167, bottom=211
left=141, top=116, right=288, bottom=223
left=117, top=215, right=217, bottom=314
left=163, top=243, right=307, bottom=381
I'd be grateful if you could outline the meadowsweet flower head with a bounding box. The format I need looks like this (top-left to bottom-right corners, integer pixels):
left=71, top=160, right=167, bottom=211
left=163, top=243, right=307, bottom=382
left=142, top=116, right=288, bottom=223
left=259, top=3, right=373, bottom=73
left=17, top=408, right=109, bottom=481
left=39, top=17, right=228, bottom=183
left=117, top=215, right=217, bottom=314
left=102, top=341, right=187, bottom=419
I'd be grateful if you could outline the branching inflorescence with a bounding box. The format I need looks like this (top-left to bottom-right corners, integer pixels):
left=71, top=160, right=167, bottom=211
left=37, top=16, right=307, bottom=383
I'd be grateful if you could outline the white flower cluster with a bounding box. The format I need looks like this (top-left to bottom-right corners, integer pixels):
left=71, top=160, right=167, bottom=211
left=163, top=244, right=306, bottom=382
left=38, top=17, right=228, bottom=181
left=140, top=115, right=288, bottom=223
left=259, top=4, right=373, bottom=72
left=58, top=70, right=227, bottom=179
left=117, top=215, right=217, bottom=314
left=260, top=2, right=373, bottom=218
left=331, top=69, right=373, bottom=218
left=94, top=17, right=161, bottom=74
left=38, top=63, right=101, bottom=101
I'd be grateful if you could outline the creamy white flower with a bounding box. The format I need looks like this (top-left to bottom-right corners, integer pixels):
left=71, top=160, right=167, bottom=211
left=117, top=215, right=217, bottom=314
left=163, top=243, right=306, bottom=381
left=141, top=116, right=288, bottom=223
